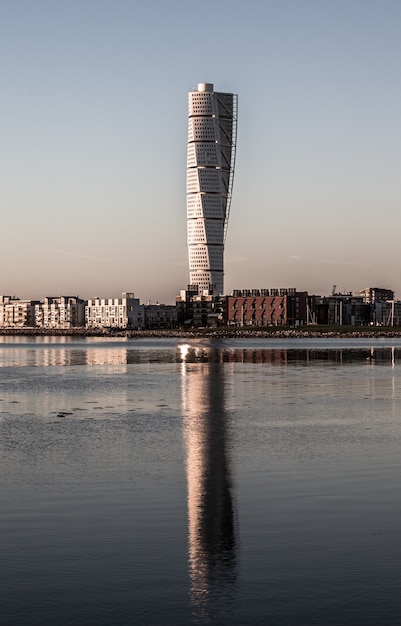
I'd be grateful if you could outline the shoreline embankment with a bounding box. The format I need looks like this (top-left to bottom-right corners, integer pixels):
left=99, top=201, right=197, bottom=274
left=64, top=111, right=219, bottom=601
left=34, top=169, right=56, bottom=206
left=1, top=327, right=401, bottom=339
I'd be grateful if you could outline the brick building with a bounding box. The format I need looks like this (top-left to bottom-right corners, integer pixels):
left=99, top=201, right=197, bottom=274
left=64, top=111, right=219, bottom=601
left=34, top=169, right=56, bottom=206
left=225, top=289, right=310, bottom=327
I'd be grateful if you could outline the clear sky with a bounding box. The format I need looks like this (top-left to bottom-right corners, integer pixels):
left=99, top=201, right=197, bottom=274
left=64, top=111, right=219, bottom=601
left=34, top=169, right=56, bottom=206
left=1, top=0, right=400, bottom=303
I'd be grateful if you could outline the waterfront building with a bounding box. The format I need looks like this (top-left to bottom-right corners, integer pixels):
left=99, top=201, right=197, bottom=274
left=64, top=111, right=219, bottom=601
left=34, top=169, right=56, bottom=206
left=34, top=296, right=85, bottom=329
left=176, top=288, right=224, bottom=327
left=86, top=292, right=144, bottom=329
left=144, top=303, right=177, bottom=329
left=371, top=300, right=401, bottom=326
left=315, top=294, right=370, bottom=326
left=0, top=296, right=37, bottom=327
left=359, top=287, right=394, bottom=303
left=187, top=83, right=238, bottom=296
left=225, top=289, right=310, bottom=327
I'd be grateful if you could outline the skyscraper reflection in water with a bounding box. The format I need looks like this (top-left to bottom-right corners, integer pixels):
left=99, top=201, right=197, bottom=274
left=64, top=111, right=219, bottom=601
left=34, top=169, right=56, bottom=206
left=179, top=344, right=238, bottom=623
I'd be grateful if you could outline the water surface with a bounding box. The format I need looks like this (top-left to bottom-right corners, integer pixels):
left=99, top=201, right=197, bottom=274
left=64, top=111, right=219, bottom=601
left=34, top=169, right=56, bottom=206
left=1, top=337, right=401, bottom=625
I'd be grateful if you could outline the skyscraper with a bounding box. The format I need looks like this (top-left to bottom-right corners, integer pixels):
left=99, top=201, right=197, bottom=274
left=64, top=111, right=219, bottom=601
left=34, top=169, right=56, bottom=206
left=186, top=83, right=237, bottom=296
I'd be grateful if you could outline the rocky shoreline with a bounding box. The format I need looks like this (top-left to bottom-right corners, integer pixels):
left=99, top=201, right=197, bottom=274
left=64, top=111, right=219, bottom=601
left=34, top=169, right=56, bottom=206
left=1, top=327, right=401, bottom=339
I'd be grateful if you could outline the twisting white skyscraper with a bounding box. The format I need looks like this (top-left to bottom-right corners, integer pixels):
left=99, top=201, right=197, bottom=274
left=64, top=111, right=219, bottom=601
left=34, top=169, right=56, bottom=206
left=187, top=83, right=237, bottom=295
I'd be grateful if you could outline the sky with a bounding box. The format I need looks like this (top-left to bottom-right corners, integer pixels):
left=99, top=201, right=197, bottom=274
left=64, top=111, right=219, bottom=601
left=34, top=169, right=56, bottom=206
left=1, top=0, right=401, bottom=303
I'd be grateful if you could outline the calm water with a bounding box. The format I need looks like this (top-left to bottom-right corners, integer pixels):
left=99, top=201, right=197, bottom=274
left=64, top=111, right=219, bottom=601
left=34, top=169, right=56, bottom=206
left=1, top=336, right=401, bottom=625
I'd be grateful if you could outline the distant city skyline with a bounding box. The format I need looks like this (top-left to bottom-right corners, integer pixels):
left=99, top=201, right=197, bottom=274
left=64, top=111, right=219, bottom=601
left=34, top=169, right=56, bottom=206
left=2, top=1, right=401, bottom=303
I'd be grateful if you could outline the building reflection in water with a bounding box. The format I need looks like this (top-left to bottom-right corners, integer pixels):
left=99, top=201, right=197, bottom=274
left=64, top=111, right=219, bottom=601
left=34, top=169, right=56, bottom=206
left=179, top=344, right=238, bottom=622
left=85, top=347, right=128, bottom=366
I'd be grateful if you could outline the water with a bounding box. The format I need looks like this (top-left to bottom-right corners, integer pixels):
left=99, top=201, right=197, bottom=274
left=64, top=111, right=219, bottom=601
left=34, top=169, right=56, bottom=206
left=1, top=336, right=401, bottom=625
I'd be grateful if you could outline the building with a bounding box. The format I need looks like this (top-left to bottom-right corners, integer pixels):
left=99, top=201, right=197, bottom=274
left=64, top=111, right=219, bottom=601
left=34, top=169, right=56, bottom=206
left=86, top=292, right=144, bottom=329
left=225, top=289, right=310, bottom=327
left=0, top=296, right=37, bottom=328
left=176, top=287, right=313, bottom=328
left=187, top=82, right=238, bottom=296
left=315, top=294, right=371, bottom=325
left=371, top=300, right=401, bottom=326
left=176, top=287, right=224, bottom=327
left=144, top=303, right=177, bottom=329
left=34, top=296, right=85, bottom=329
left=359, top=287, right=394, bottom=303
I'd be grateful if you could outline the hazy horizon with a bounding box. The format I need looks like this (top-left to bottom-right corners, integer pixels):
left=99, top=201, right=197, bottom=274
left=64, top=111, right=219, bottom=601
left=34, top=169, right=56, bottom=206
left=2, top=1, right=400, bottom=304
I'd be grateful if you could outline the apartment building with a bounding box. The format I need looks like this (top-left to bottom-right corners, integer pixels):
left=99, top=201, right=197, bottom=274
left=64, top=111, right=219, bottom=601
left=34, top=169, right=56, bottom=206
left=225, top=289, right=310, bottom=327
left=176, top=287, right=224, bottom=327
left=0, top=296, right=37, bottom=327
left=359, top=287, right=394, bottom=303
left=144, top=304, right=177, bottom=329
left=86, top=292, right=144, bottom=329
left=35, top=296, right=85, bottom=329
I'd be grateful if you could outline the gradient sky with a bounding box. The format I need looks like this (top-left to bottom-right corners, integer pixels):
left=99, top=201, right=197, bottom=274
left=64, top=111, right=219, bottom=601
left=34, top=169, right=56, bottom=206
left=1, top=0, right=400, bottom=303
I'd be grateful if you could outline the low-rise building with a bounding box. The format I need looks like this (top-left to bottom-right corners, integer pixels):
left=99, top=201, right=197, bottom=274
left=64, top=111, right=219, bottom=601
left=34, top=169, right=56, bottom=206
left=225, top=289, right=311, bottom=327
left=35, top=296, right=85, bottom=328
left=0, top=296, right=37, bottom=327
left=86, top=292, right=144, bottom=329
left=144, top=304, right=177, bottom=329
left=315, top=294, right=372, bottom=326
left=359, top=287, right=394, bottom=304
left=372, top=300, right=401, bottom=326
left=176, top=287, right=224, bottom=327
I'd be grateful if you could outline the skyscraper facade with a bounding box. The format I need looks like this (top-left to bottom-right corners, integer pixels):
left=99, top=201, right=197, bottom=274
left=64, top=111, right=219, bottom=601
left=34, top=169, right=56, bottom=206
left=186, top=83, right=237, bottom=296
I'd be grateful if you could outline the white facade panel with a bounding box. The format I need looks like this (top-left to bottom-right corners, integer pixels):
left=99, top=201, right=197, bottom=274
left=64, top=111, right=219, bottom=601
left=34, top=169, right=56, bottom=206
left=187, top=143, right=219, bottom=168
left=188, top=117, right=217, bottom=142
left=186, top=169, right=200, bottom=194
left=188, top=92, right=215, bottom=116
